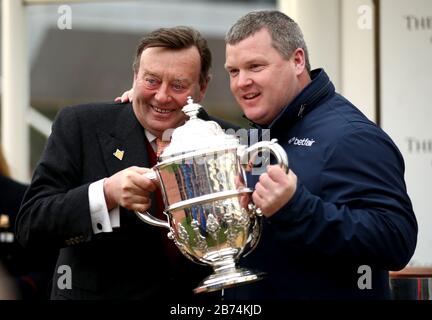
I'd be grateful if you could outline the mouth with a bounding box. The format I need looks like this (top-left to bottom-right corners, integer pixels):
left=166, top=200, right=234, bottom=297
left=242, top=92, right=261, bottom=100
left=150, top=105, right=174, bottom=114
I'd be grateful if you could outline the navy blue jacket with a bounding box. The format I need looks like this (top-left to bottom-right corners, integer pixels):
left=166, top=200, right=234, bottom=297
left=226, top=69, right=417, bottom=300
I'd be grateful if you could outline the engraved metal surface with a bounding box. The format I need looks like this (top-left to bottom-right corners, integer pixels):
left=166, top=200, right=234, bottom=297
left=134, top=98, right=289, bottom=293
left=168, top=194, right=258, bottom=266
left=157, top=148, right=246, bottom=207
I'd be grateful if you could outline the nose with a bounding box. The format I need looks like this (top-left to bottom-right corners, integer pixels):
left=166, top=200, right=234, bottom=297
left=154, top=83, right=171, bottom=104
left=236, top=71, right=253, bottom=88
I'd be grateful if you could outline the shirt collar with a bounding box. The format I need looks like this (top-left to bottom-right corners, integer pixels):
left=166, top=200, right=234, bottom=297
left=145, top=130, right=157, bottom=146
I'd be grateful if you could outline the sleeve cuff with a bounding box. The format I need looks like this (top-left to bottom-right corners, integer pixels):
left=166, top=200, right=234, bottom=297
left=109, top=206, right=120, bottom=228
left=88, top=178, right=120, bottom=234
left=268, top=180, right=307, bottom=223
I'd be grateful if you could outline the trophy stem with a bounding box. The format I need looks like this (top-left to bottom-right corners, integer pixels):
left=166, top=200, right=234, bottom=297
left=193, top=257, right=265, bottom=294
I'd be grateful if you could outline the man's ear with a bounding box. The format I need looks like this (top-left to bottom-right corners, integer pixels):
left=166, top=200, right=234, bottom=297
left=293, top=48, right=306, bottom=75
left=198, top=76, right=211, bottom=100
left=132, top=73, right=137, bottom=89
left=133, top=72, right=138, bottom=84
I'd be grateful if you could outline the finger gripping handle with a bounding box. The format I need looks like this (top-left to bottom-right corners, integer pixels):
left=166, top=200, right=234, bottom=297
left=134, top=169, right=170, bottom=229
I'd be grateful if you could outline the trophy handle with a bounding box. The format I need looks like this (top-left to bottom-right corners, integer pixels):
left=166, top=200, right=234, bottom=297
left=240, top=138, right=289, bottom=174
left=134, top=170, right=170, bottom=230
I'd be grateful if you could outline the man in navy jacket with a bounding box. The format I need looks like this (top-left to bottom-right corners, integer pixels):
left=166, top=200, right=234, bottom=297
left=223, top=10, right=417, bottom=299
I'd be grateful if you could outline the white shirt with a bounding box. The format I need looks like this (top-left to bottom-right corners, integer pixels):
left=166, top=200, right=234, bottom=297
left=88, top=130, right=157, bottom=234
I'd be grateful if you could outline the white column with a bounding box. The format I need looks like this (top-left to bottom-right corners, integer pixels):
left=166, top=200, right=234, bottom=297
left=278, top=0, right=376, bottom=122
left=2, top=0, right=30, bottom=182
left=341, top=0, right=376, bottom=122
left=278, top=0, right=342, bottom=91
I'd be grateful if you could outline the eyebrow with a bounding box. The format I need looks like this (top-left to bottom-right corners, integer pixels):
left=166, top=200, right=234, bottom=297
left=142, top=71, right=159, bottom=78
left=142, top=70, right=191, bottom=85
left=172, top=78, right=191, bottom=85
left=225, top=58, right=266, bottom=70
left=224, top=63, right=234, bottom=70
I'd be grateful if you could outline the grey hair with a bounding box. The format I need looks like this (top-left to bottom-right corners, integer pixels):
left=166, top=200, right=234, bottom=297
left=225, top=10, right=311, bottom=73
left=133, top=26, right=212, bottom=86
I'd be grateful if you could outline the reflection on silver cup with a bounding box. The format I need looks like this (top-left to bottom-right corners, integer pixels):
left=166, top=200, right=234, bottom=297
left=170, top=195, right=262, bottom=293
left=135, top=98, right=288, bottom=293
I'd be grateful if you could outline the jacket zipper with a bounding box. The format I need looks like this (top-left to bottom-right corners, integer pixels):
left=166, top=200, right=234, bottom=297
left=298, top=104, right=306, bottom=118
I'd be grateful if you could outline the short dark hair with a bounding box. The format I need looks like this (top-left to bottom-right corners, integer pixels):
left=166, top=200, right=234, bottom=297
left=133, top=26, right=212, bottom=86
left=226, top=10, right=311, bottom=73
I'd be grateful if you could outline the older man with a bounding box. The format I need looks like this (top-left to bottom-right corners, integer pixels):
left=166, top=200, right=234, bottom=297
left=16, top=26, right=236, bottom=300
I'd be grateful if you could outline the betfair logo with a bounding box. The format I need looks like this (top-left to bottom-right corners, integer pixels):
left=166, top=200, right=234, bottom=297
left=288, top=137, right=316, bottom=147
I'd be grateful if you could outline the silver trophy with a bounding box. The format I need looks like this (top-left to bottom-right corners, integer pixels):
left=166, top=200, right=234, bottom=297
left=136, top=97, right=288, bottom=293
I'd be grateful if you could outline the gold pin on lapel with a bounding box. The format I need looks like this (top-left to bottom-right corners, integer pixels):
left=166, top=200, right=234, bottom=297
left=113, top=149, right=124, bottom=161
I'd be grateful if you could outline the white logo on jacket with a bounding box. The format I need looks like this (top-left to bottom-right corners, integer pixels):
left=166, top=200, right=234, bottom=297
left=288, top=137, right=316, bottom=147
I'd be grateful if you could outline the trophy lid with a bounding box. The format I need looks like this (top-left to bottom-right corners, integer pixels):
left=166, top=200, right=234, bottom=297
left=159, top=97, right=238, bottom=159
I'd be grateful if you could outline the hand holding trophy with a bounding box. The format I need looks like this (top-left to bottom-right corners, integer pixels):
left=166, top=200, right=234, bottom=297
left=135, top=98, right=288, bottom=293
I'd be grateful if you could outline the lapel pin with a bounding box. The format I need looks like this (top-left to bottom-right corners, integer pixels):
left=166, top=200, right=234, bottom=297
left=113, top=149, right=124, bottom=161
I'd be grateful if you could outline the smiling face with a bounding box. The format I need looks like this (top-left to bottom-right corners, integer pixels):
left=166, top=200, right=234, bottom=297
left=132, top=46, right=207, bottom=138
left=225, top=28, right=308, bottom=126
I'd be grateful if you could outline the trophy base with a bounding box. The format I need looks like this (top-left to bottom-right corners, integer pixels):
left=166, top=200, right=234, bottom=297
left=193, top=268, right=265, bottom=294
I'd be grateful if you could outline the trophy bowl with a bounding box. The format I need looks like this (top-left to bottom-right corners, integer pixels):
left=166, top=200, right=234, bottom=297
left=135, top=98, right=288, bottom=293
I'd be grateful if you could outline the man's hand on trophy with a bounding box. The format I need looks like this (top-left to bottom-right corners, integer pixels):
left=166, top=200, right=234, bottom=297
left=234, top=175, right=250, bottom=210
left=252, top=165, right=297, bottom=218
left=103, top=166, right=158, bottom=212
